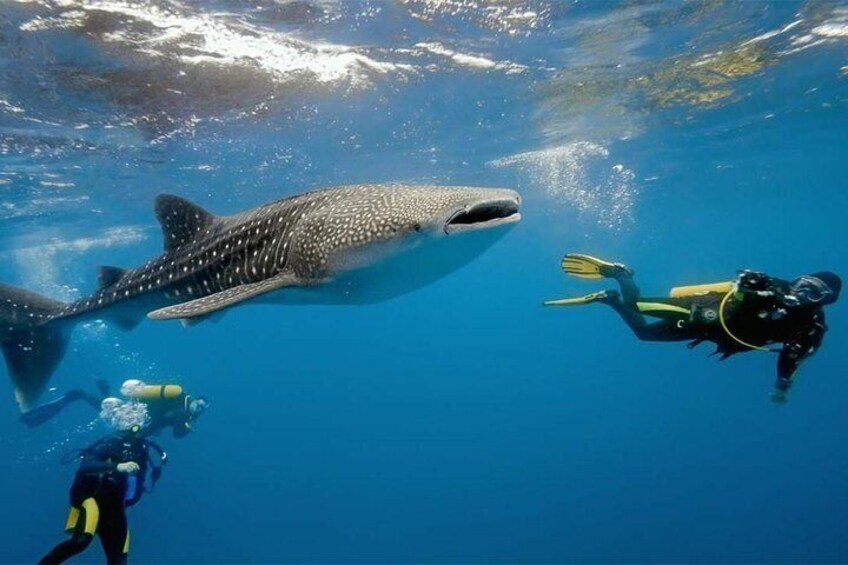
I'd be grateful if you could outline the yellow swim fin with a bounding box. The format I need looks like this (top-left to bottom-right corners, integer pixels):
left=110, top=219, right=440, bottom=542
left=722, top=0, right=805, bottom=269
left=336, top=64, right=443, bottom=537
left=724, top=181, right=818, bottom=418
left=560, top=253, right=630, bottom=280
left=544, top=290, right=615, bottom=306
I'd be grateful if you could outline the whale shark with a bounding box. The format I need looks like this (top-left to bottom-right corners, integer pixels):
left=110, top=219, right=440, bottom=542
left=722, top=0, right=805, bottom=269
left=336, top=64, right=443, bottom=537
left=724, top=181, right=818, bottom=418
left=0, top=183, right=521, bottom=410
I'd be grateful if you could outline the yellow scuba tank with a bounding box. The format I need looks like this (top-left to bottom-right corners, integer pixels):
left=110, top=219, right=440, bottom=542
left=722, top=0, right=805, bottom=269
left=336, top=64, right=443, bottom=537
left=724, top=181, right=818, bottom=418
left=669, top=281, right=734, bottom=298
left=124, top=384, right=184, bottom=400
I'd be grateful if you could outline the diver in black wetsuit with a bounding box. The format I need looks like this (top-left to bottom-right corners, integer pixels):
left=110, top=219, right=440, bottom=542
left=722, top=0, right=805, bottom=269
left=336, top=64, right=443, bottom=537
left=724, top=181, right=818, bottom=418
left=546, top=254, right=841, bottom=402
left=21, top=379, right=207, bottom=437
left=39, top=425, right=166, bottom=564
left=121, top=381, right=208, bottom=439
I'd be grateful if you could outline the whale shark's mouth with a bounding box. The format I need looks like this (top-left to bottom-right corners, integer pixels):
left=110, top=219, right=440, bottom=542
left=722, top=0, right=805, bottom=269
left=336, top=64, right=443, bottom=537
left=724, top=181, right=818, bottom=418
left=444, top=199, right=522, bottom=234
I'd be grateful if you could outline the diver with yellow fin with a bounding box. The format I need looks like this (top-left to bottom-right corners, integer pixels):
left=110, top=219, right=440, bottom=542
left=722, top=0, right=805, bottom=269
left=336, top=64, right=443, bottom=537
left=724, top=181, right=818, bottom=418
left=545, top=253, right=841, bottom=402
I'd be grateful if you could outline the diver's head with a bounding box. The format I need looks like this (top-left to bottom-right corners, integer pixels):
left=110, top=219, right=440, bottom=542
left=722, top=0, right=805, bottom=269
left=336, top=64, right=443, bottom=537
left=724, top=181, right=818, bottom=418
left=120, top=379, right=146, bottom=398
left=188, top=396, right=208, bottom=419
left=100, top=396, right=150, bottom=431
left=792, top=272, right=842, bottom=305
left=100, top=397, right=123, bottom=414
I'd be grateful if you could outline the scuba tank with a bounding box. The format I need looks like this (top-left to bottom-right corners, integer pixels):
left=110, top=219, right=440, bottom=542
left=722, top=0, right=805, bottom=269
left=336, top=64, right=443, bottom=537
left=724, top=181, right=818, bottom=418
left=669, top=281, right=733, bottom=298
left=124, top=475, right=138, bottom=503
left=123, top=383, right=184, bottom=400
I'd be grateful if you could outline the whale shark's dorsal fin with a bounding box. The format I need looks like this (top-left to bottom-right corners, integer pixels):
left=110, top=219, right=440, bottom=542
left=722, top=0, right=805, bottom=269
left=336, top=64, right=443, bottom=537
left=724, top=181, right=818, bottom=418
left=154, top=194, right=217, bottom=252
left=98, top=266, right=127, bottom=290
left=147, top=273, right=302, bottom=321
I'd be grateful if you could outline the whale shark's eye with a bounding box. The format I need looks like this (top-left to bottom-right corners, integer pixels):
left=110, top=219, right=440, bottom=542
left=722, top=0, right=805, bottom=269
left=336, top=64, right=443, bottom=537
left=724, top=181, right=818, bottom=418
left=413, top=223, right=421, bottom=232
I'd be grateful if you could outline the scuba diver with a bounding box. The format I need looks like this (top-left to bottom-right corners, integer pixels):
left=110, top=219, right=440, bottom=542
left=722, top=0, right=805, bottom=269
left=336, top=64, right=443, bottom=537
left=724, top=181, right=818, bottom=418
left=39, top=423, right=167, bottom=564
left=21, top=379, right=208, bottom=438
left=545, top=253, right=841, bottom=403
left=115, top=380, right=208, bottom=439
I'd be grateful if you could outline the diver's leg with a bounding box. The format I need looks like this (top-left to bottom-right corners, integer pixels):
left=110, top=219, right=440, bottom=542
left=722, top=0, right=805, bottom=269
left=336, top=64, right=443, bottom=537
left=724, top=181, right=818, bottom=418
left=95, top=379, right=111, bottom=398
left=605, top=297, right=690, bottom=342
left=80, top=391, right=103, bottom=411
left=558, top=253, right=690, bottom=341
left=38, top=534, right=94, bottom=564
left=96, top=495, right=128, bottom=565
left=19, top=394, right=75, bottom=428
left=20, top=387, right=106, bottom=427
left=611, top=269, right=641, bottom=307
left=39, top=500, right=99, bottom=564
left=121, top=527, right=130, bottom=564
left=598, top=270, right=695, bottom=342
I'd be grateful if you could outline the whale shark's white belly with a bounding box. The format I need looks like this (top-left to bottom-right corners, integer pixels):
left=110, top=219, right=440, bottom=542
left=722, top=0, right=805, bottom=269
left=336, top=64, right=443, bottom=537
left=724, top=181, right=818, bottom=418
left=259, top=226, right=512, bottom=305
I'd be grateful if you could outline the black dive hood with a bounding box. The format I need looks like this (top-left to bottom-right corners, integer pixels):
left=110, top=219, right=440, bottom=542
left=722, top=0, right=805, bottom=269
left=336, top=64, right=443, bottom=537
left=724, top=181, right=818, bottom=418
left=793, top=272, right=841, bottom=305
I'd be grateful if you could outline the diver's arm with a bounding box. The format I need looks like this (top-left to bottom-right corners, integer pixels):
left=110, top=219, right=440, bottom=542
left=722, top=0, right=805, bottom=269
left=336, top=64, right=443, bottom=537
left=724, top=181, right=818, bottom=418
left=172, top=422, right=191, bottom=438
left=159, top=408, right=191, bottom=438
left=76, top=438, right=122, bottom=474
left=79, top=460, right=139, bottom=474
left=737, top=270, right=791, bottom=299
left=80, top=449, right=144, bottom=475
left=78, top=457, right=118, bottom=475
left=773, top=313, right=827, bottom=401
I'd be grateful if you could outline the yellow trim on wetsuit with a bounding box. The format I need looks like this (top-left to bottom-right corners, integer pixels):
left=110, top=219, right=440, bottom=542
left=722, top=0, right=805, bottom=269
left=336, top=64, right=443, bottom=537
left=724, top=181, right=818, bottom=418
left=66, top=498, right=100, bottom=535
left=123, top=529, right=130, bottom=554
left=82, top=498, right=99, bottom=535
left=64, top=507, right=80, bottom=532
left=669, top=281, right=734, bottom=298
left=636, top=301, right=691, bottom=315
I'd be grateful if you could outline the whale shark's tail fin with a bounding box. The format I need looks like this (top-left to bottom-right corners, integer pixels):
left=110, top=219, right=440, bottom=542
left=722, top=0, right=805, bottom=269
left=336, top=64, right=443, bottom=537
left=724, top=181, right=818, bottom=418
left=0, top=283, right=70, bottom=412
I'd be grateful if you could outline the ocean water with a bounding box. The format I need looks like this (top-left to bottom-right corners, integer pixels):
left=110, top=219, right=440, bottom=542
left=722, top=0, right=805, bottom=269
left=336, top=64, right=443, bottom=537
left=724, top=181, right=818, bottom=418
left=1, top=1, right=847, bottom=563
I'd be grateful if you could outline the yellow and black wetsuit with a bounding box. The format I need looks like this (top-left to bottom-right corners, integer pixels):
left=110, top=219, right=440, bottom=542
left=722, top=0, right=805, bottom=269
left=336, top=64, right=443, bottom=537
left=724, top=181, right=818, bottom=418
left=604, top=270, right=834, bottom=396
left=39, top=429, right=158, bottom=565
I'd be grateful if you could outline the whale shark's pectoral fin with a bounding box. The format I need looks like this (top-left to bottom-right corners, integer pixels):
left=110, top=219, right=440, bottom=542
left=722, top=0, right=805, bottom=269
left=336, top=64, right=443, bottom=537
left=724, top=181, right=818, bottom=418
left=147, top=274, right=302, bottom=321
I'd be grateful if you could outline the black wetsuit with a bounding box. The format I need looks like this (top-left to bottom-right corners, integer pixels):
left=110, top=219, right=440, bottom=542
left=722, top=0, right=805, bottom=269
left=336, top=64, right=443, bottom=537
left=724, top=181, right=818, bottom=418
left=39, top=430, right=159, bottom=564
left=145, top=392, right=194, bottom=439
left=23, top=384, right=197, bottom=437
left=605, top=270, right=828, bottom=396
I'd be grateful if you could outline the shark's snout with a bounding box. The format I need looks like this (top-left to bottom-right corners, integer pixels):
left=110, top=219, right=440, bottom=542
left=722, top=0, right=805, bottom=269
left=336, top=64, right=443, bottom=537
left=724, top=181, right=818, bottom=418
left=444, top=192, right=521, bottom=234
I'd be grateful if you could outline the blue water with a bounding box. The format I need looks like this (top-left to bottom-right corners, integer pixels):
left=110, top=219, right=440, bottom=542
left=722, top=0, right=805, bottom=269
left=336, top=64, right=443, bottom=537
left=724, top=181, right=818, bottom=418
left=2, top=1, right=848, bottom=562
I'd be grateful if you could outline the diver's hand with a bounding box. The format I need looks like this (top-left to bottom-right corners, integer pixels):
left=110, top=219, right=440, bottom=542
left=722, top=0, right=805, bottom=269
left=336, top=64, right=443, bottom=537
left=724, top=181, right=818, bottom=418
left=116, top=461, right=140, bottom=474
left=770, top=378, right=791, bottom=405
left=770, top=391, right=788, bottom=405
